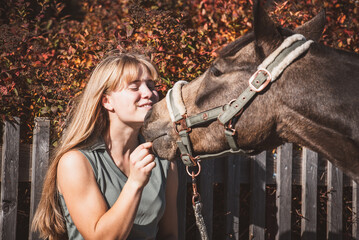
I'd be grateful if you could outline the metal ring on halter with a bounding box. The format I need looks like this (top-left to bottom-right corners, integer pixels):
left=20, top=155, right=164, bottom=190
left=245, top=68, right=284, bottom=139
left=186, top=161, right=201, bottom=177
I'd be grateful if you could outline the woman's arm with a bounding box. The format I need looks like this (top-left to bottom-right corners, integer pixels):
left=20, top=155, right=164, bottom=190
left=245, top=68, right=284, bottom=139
left=57, top=142, right=156, bottom=240
left=157, top=161, right=179, bottom=240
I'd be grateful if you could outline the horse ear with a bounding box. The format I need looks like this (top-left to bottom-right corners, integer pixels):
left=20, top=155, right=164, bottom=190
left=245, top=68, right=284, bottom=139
left=294, top=9, right=326, bottom=42
left=253, top=0, right=282, bottom=58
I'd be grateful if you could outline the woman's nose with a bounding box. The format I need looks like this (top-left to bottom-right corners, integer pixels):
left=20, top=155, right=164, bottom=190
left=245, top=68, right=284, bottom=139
left=141, top=84, right=153, bottom=98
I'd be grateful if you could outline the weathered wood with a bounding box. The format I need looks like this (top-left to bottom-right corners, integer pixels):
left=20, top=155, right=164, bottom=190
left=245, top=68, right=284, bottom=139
left=249, top=151, right=266, bottom=240
left=0, top=118, right=20, bottom=240
left=327, top=161, right=343, bottom=240
left=0, top=144, right=32, bottom=182
left=353, top=181, right=359, bottom=239
left=318, top=157, right=328, bottom=186
left=301, top=148, right=318, bottom=240
left=292, top=145, right=302, bottom=186
left=275, top=143, right=293, bottom=240
left=266, top=150, right=276, bottom=185
left=225, top=155, right=242, bottom=240
left=237, top=155, right=250, bottom=184
left=177, top=159, right=188, bottom=240
left=199, top=158, right=214, bottom=240
left=29, top=118, right=50, bottom=240
left=214, top=159, right=225, bottom=184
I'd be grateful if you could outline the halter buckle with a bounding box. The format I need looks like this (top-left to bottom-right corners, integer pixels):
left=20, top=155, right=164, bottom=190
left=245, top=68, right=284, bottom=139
left=249, top=68, right=272, bottom=92
left=224, top=118, right=237, bottom=134
left=225, top=126, right=236, bottom=135
left=181, top=153, right=199, bottom=166
left=174, top=115, right=191, bottom=134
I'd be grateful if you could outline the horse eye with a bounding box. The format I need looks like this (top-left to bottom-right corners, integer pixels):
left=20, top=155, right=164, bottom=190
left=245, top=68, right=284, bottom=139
left=211, top=66, right=223, bottom=77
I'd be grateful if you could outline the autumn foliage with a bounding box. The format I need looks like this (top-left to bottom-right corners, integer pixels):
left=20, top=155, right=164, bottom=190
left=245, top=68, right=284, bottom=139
left=0, top=0, right=358, bottom=143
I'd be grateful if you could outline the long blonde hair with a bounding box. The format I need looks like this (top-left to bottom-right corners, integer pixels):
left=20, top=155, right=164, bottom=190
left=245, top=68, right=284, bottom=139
left=31, top=51, right=158, bottom=240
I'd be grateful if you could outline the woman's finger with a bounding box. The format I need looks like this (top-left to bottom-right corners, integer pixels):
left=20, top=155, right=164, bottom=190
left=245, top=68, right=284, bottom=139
left=131, top=142, right=153, bottom=161
left=135, top=154, right=155, bottom=168
left=143, top=161, right=156, bottom=172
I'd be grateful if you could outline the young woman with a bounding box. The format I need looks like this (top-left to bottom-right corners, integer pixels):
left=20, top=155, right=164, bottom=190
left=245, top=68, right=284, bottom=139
left=32, top=51, right=178, bottom=240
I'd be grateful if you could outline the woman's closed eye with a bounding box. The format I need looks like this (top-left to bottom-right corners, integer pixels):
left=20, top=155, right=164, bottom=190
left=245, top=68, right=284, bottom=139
left=127, top=80, right=157, bottom=92
left=126, top=80, right=142, bottom=91
left=127, top=84, right=139, bottom=91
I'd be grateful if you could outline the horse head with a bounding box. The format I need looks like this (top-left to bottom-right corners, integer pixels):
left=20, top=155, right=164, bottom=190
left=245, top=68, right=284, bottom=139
left=142, top=0, right=359, bottom=181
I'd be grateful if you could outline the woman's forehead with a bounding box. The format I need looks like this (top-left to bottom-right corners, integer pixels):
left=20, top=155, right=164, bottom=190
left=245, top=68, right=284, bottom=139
left=130, top=70, right=153, bottom=83
left=137, top=67, right=152, bottom=79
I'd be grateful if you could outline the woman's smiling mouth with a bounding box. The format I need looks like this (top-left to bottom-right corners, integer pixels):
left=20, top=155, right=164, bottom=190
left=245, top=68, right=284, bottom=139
left=138, top=102, right=153, bottom=109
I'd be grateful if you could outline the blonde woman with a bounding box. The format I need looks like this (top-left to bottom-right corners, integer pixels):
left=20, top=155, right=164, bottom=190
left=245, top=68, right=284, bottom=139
left=32, top=51, right=178, bottom=240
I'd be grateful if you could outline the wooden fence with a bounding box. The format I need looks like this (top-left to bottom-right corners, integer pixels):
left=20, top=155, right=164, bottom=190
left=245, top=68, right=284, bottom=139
left=1, top=118, right=359, bottom=240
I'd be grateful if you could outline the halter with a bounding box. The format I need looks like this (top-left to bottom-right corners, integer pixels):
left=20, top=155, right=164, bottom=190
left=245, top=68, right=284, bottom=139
left=166, top=34, right=313, bottom=166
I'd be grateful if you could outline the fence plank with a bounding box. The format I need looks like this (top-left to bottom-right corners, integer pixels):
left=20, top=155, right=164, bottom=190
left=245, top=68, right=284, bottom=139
left=29, top=118, right=50, bottom=240
left=0, top=144, right=32, bottom=182
left=238, top=155, right=250, bottom=184
left=275, top=143, right=293, bottom=240
left=225, top=155, right=242, bottom=240
left=199, top=158, right=214, bottom=240
left=0, top=118, right=20, bottom=240
left=301, top=148, right=318, bottom=240
left=249, top=151, right=266, bottom=240
left=327, top=161, right=343, bottom=240
left=353, top=181, right=359, bottom=239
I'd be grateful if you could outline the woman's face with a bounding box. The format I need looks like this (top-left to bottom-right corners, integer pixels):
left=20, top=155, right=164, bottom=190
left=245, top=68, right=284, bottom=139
left=103, top=69, right=159, bottom=126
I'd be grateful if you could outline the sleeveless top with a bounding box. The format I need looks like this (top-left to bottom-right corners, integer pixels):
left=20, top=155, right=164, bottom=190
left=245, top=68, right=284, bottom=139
left=58, top=137, right=170, bottom=240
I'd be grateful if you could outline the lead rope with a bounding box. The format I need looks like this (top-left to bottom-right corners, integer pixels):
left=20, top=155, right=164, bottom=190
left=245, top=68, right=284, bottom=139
left=186, top=162, right=209, bottom=240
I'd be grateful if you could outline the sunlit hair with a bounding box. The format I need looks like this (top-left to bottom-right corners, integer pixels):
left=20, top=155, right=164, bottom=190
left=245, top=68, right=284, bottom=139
left=31, top=51, right=158, bottom=240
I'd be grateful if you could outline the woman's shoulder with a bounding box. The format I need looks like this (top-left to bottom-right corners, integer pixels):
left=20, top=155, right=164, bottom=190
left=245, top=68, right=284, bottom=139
left=57, top=149, right=96, bottom=193
left=58, top=150, right=93, bottom=180
left=59, top=149, right=88, bottom=167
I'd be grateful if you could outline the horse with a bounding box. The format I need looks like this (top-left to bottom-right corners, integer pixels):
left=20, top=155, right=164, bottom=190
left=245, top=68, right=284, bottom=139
left=142, top=0, right=359, bottom=182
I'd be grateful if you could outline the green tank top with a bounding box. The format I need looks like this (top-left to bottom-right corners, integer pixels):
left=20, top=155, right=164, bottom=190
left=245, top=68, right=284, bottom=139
left=58, top=136, right=170, bottom=240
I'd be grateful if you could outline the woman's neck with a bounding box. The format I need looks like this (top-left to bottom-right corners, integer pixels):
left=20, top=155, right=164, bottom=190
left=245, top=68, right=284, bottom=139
left=103, top=122, right=140, bottom=170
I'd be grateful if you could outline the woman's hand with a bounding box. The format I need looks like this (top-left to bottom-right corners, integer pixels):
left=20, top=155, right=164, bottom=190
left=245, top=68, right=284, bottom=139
left=128, top=142, right=156, bottom=188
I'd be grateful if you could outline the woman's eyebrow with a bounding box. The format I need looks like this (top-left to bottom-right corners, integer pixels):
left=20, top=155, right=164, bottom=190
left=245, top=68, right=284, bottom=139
left=128, top=80, right=141, bottom=84
left=128, top=79, right=154, bottom=85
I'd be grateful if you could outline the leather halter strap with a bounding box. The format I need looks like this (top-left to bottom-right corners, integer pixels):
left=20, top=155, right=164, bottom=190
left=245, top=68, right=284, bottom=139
left=166, top=34, right=313, bottom=166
